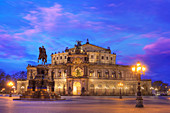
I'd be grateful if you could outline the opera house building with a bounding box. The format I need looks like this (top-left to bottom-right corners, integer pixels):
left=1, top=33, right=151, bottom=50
left=17, top=39, right=151, bottom=96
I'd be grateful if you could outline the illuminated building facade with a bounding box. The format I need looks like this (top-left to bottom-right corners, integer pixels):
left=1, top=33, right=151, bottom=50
left=17, top=39, right=152, bottom=96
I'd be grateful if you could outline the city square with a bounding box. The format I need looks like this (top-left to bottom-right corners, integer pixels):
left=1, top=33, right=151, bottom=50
left=0, top=96, right=170, bottom=113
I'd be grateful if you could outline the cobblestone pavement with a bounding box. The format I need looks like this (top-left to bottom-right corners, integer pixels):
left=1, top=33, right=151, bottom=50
left=0, top=96, right=170, bottom=113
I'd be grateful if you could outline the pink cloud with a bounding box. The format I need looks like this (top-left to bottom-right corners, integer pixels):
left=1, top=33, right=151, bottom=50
left=143, top=37, right=170, bottom=55
left=107, top=25, right=123, bottom=30
left=89, top=7, right=97, bottom=9
left=23, top=3, right=63, bottom=31
left=21, top=3, right=123, bottom=33
left=0, top=29, right=28, bottom=58
left=108, top=3, right=116, bottom=7
left=140, top=33, right=160, bottom=38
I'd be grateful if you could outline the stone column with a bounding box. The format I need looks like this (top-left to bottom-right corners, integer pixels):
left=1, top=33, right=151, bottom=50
left=67, top=66, right=71, bottom=77
left=83, top=66, right=88, bottom=77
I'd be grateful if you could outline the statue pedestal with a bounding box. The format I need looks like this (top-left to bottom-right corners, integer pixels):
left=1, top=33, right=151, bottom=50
left=14, top=65, right=65, bottom=101
left=18, top=90, right=62, bottom=101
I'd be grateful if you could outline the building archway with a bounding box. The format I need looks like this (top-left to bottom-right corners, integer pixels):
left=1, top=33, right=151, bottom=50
left=73, top=82, right=81, bottom=95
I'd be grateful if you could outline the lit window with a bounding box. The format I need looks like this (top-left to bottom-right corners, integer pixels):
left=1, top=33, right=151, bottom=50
left=105, top=71, right=109, bottom=78
left=97, top=71, right=102, bottom=77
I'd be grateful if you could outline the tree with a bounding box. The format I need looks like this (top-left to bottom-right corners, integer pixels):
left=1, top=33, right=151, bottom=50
left=153, top=81, right=163, bottom=90
left=152, top=81, right=169, bottom=93
left=0, top=69, right=6, bottom=89
left=12, top=71, right=27, bottom=80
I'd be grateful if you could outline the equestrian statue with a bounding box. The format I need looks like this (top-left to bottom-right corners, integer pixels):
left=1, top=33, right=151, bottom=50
left=38, top=46, right=47, bottom=65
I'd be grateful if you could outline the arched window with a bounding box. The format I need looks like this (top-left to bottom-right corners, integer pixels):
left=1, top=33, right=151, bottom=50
left=64, top=70, right=67, bottom=77
left=118, top=71, right=122, bottom=78
left=105, top=70, right=109, bottom=78
left=97, top=70, right=102, bottom=78
left=112, top=71, right=116, bottom=78
left=89, top=70, right=94, bottom=77
left=58, top=70, right=61, bottom=77
left=51, top=70, right=54, bottom=80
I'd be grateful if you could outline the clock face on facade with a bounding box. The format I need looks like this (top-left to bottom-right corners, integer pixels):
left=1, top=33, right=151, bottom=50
left=72, top=67, right=83, bottom=77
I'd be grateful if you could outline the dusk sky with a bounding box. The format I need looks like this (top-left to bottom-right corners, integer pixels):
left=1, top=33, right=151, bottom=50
left=0, top=0, right=170, bottom=83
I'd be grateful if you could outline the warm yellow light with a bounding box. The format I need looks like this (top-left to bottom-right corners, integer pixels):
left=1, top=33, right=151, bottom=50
left=118, top=83, right=123, bottom=87
left=7, top=82, right=14, bottom=86
left=137, top=66, right=141, bottom=72
left=132, top=66, right=135, bottom=72
left=142, top=66, right=146, bottom=72
left=137, top=61, right=141, bottom=66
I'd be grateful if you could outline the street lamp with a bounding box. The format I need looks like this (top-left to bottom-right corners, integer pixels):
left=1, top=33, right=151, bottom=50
left=118, top=82, right=123, bottom=99
left=7, top=81, right=14, bottom=97
left=132, top=61, right=146, bottom=108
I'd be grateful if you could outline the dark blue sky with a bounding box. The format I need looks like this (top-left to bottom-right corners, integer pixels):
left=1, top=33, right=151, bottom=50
left=0, top=0, right=170, bottom=83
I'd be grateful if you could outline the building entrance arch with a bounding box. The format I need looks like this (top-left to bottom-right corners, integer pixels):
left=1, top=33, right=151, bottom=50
left=73, top=82, right=81, bottom=95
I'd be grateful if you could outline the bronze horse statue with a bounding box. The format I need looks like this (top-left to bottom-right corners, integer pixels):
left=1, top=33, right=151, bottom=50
left=38, top=46, right=47, bottom=65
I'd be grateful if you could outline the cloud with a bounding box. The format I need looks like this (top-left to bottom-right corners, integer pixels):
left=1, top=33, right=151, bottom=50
left=101, top=34, right=134, bottom=46
left=108, top=3, right=116, bottom=7
left=21, top=3, right=123, bottom=35
left=0, top=29, right=36, bottom=59
left=128, top=43, right=142, bottom=46
left=140, top=31, right=161, bottom=39
left=89, top=7, right=97, bottom=10
left=143, top=37, right=170, bottom=55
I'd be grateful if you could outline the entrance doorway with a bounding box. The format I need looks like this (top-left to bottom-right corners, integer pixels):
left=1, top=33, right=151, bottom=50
left=73, top=82, right=81, bottom=95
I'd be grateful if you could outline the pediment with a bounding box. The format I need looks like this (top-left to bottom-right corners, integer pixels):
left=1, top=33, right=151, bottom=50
left=81, top=44, right=107, bottom=52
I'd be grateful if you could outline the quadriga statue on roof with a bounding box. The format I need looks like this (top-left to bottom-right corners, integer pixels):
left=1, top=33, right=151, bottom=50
left=38, top=46, right=47, bottom=65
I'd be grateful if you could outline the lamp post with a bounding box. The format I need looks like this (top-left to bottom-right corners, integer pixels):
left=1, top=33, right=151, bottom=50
left=132, top=61, right=146, bottom=108
left=7, top=82, right=14, bottom=97
left=125, top=87, right=128, bottom=95
left=118, top=82, right=123, bottom=99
